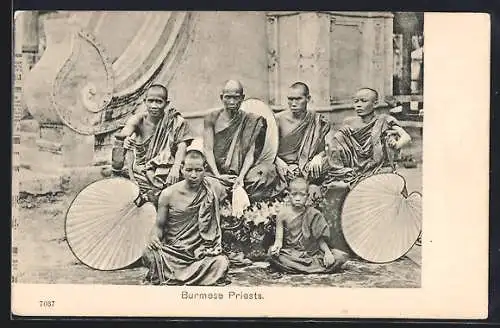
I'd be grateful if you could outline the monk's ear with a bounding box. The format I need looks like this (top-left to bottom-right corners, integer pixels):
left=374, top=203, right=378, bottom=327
left=241, top=93, right=246, bottom=101
left=220, top=94, right=224, bottom=101
left=306, top=94, right=311, bottom=102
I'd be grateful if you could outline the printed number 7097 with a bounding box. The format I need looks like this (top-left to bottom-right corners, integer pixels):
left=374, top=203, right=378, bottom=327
left=39, top=300, right=55, bottom=308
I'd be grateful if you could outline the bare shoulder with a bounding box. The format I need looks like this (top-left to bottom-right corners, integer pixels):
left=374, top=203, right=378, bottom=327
left=275, top=110, right=289, bottom=119
left=126, top=112, right=146, bottom=125
left=276, top=110, right=294, bottom=123
left=205, top=108, right=222, bottom=121
left=158, top=183, right=179, bottom=205
left=204, top=176, right=225, bottom=195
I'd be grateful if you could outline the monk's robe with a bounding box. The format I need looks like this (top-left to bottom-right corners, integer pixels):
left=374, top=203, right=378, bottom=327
left=323, top=113, right=400, bottom=186
left=277, top=111, right=331, bottom=181
left=142, top=178, right=230, bottom=286
left=268, top=206, right=348, bottom=274
left=129, top=107, right=193, bottom=203
left=206, top=109, right=285, bottom=201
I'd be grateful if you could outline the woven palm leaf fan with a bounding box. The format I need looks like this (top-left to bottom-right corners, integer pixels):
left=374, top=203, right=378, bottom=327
left=340, top=173, right=422, bottom=263
left=240, top=98, right=279, bottom=164
left=65, top=177, right=157, bottom=271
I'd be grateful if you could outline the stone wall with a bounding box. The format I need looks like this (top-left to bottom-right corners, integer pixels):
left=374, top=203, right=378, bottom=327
left=163, top=11, right=270, bottom=113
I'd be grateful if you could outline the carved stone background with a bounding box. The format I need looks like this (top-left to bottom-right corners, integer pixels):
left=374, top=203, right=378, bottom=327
left=266, top=11, right=394, bottom=109
left=22, top=11, right=193, bottom=136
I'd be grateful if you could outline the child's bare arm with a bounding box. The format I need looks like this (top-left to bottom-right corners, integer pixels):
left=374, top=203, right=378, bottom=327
left=318, top=238, right=332, bottom=256
left=274, top=215, right=284, bottom=248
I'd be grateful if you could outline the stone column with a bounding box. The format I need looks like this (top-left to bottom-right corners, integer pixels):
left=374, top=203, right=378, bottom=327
left=21, top=11, right=39, bottom=70
left=296, top=12, right=331, bottom=107
left=267, top=11, right=394, bottom=108
left=21, top=15, right=96, bottom=173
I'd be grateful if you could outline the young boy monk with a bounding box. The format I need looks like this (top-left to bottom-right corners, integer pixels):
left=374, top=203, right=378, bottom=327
left=268, top=176, right=348, bottom=274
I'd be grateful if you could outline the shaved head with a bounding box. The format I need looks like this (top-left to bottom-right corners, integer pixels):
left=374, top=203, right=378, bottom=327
left=184, top=150, right=205, bottom=165
left=147, top=84, right=168, bottom=100
left=290, top=82, right=310, bottom=97
left=356, top=87, right=378, bottom=101
left=289, top=176, right=309, bottom=191
left=220, top=80, right=245, bottom=112
left=222, top=79, right=244, bottom=95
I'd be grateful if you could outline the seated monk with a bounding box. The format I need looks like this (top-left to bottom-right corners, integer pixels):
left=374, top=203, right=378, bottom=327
left=322, top=87, right=412, bottom=186
left=142, top=141, right=230, bottom=286
left=115, top=84, right=194, bottom=206
left=203, top=79, right=284, bottom=202
left=275, top=82, right=331, bottom=184
left=268, top=177, right=348, bottom=274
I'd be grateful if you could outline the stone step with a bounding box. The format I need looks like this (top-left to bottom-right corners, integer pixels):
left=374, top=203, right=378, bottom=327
left=19, top=119, right=39, bottom=133
left=19, top=131, right=39, bottom=148
left=15, top=168, right=63, bottom=195
left=14, top=165, right=110, bottom=196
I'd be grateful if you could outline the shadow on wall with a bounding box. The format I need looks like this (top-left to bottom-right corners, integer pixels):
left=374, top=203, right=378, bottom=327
left=165, top=11, right=270, bottom=114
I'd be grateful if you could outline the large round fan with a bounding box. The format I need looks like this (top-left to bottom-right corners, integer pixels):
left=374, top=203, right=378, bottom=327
left=65, top=177, right=157, bottom=271
left=240, top=98, right=279, bottom=164
left=340, top=173, right=422, bottom=263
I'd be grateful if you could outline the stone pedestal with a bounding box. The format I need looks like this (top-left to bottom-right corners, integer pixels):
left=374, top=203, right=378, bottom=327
left=318, top=183, right=352, bottom=255
left=20, top=123, right=95, bottom=173
left=267, top=11, right=394, bottom=108
left=20, top=14, right=107, bottom=174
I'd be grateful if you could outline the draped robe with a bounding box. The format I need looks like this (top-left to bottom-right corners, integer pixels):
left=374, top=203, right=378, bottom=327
left=142, top=178, right=230, bottom=286
left=324, top=114, right=400, bottom=185
left=206, top=109, right=285, bottom=201
left=129, top=107, right=194, bottom=202
left=276, top=111, right=331, bottom=181
left=268, top=206, right=348, bottom=274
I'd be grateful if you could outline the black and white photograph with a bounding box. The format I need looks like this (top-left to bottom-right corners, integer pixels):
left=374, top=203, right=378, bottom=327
left=11, top=10, right=488, bottom=319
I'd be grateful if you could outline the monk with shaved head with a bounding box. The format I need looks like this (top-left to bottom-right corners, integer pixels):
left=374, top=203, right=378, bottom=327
left=203, top=80, right=284, bottom=202
left=275, top=81, right=331, bottom=184
left=322, top=87, right=412, bottom=185
left=114, top=84, right=194, bottom=207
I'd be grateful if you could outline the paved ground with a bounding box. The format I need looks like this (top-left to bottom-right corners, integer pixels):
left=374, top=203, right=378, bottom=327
left=12, top=166, right=422, bottom=288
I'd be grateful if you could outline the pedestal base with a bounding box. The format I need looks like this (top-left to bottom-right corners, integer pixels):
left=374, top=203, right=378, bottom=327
left=20, top=123, right=95, bottom=173
left=318, top=183, right=353, bottom=255
left=17, top=122, right=107, bottom=195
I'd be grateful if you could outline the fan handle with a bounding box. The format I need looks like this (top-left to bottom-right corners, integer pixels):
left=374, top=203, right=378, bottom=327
left=111, top=135, right=127, bottom=172
left=134, top=193, right=149, bottom=208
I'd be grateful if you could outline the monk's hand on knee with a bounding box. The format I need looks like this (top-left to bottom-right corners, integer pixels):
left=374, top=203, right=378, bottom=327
left=309, top=155, right=323, bottom=179
left=323, top=251, right=336, bottom=268
left=387, top=137, right=398, bottom=149
left=269, top=244, right=281, bottom=256
left=276, top=162, right=289, bottom=179
left=147, top=233, right=162, bottom=251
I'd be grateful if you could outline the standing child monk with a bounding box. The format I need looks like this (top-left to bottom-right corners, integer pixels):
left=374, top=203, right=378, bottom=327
left=268, top=177, right=348, bottom=274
